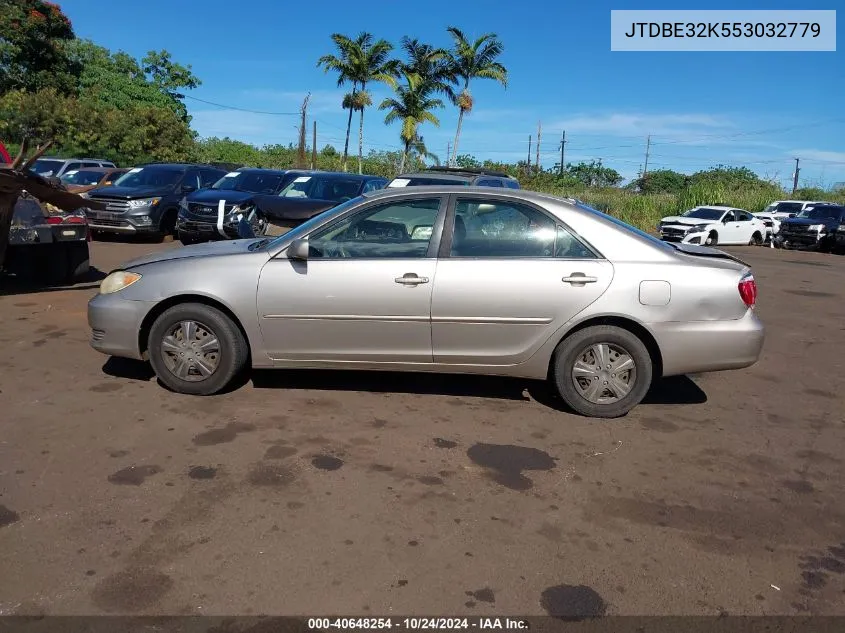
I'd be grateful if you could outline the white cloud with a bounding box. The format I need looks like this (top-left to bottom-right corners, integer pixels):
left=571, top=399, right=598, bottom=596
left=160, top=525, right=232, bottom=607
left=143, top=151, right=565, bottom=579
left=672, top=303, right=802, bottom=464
left=547, top=112, right=732, bottom=141
left=790, top=149, right=845, bottom=163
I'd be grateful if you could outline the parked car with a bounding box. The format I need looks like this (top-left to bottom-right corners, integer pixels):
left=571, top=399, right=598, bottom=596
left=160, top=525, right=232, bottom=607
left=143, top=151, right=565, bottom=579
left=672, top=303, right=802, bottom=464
left=758, top=200, right=827, bottom=220
left=658, top=206, right=767, bottom=246
left=84, top=163, right=227, bottom=238
left=775, top=203, right=845, bottom=251
left=88, top=187, right=764, bottom=419
left=387, top=166, right=520, bottom=189
left=176, top=168, right=297, bottom=244
left=752, top=212, right=782, bottom=243
left=60, top=167, right=129, bottom=194
left=5, top=191, right=91, bottom=284
left=28, top=157, right=116, bottom=179
left=244, top=171, right=388, bottom=234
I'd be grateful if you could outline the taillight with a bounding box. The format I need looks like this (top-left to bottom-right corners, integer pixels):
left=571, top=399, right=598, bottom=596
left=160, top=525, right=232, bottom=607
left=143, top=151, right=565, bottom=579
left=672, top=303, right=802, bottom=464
left=62, top=215, right=86, bottom=224
left=738, top=273, right=757, bottom=308
left=45, top=216, right=63, bottom=225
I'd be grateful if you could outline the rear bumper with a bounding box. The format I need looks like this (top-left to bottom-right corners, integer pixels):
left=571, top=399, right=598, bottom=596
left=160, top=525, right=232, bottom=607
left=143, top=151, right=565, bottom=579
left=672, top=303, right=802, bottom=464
left=650, top=310, right=765, bottom=377
left=88, top=293, right=155, bottom=360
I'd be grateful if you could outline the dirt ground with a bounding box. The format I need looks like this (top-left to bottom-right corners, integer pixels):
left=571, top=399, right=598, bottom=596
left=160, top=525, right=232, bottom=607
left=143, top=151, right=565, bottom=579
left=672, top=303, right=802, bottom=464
left=1, top=239, right=844, bottom=618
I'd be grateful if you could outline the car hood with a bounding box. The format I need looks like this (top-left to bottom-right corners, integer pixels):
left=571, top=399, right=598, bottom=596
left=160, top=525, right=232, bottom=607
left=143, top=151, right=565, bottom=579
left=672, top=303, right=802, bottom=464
left=661, top=216, right=714, bottom=226
left=186, top=189, right=257, bottom=205
left=254, top=196, right=340, bottom=220
left=65, top=184, right=100, bottom=194
left=119, top=238, right=263, bottom=270
left=88, top=185, right=172, bottom=199
left=781, top=217, right=830, bottom=227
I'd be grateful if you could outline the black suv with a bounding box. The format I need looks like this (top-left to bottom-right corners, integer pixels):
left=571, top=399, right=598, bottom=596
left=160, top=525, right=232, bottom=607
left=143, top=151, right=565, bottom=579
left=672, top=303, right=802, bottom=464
left=84, top=163, right=227, bottom=237
left=177, top=168, right=295, bottom=244
left=386, top=166, right=520, bottom=189
left=776, top=203, right=845, bottom=252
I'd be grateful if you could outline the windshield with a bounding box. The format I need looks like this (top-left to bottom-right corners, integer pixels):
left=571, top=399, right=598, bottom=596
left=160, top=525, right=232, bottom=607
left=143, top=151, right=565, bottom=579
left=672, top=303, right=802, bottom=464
left=803, top=206, right=842, bottom=220
left=682, top=207, right=725, bottom=220
left=113, top=167, right=182, bottom=188
left=767, top=202, right=803, bottom=214
left=213, top=171, right=286, bottom=194
left=575, top=201, right=674, bottom=251
left=30, top=159, right=65, bottom=177
left=257, top=196, right=365, bottom=251
left=277, top=175, right=362, bottom=201
left=61, top=170, right=103, bottom=186
left=388, top=176, right=469, bottom=187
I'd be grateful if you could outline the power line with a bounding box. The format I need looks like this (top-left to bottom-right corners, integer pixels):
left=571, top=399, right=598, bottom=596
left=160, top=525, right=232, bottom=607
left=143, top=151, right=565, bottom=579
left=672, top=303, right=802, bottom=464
left=183, top=94, right=300, bottom=115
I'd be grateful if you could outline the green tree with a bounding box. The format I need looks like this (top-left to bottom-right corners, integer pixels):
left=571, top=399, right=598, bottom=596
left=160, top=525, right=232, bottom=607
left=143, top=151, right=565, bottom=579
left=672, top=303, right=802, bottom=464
left=445, top=27, right=507, bottom=165
left=567, top=160, right=623, bottom=188
left=67, top=40, right=200, bottom=123
left=379, top=71, right=444, bottom=174
left=194, top=137, right=261, bottom=166
left=455, top=154, right=481, bottom=168
left=0, top=0, right=80, bottom=94
left=635, top=169, right=689, bottom=194
left=689, top=165, right=766, bottom=188
left=317, top=34, right=360, bottom=172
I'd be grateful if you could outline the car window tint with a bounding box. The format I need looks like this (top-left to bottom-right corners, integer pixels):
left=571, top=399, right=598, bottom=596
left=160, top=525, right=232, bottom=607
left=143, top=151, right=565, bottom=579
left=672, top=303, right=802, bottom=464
left=736, top=211, right=752, bottom=221
left=308, top=198, right=440, bottom=259
left=451, top=199, right=559, bottom=258
left=65, top=162, right=81, bottom=172
left=504, top=179, right=520, bottom=189
left=723, top=211, right=735, bottom=222
left=200, top=170, right=222, bottom=188
left=184, top=170, right=201, bottom=189
left=476, top=179, right=503, bottom=187
left=362, top=179, right=384, bottom=193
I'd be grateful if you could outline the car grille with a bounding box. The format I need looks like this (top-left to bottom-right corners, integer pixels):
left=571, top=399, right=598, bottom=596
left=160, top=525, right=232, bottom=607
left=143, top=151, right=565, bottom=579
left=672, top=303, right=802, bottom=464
left=89, top=197, right=130, bottom=213
left=661, top=227, right=687, bottom=237
left=781, top=224, right=811, bottom=234
left=188, top=202, right=234, bottom=216
left=90, top=218, right=131, bottom=228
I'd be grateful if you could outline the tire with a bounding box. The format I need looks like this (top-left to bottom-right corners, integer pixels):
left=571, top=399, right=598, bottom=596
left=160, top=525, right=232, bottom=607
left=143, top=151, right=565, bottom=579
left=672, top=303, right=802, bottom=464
left=148, top=303, right=249, bottom=396
left=179, top=234, right=198, bottom=246
left=748, top=231, right=763, bottom=246
left=158, top=209, right=178, bottom=238
left=705, top=231, right=718, bottom=246
left=551, top=325, right=653, bottom=419
left=67, top=242, right=90, bottom=281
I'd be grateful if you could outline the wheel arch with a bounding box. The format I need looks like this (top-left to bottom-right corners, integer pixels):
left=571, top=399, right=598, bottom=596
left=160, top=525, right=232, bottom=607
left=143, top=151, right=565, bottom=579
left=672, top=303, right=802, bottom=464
left=546, top=314, right=663, bottom=381
left=138, top=293, right=252, bottom=363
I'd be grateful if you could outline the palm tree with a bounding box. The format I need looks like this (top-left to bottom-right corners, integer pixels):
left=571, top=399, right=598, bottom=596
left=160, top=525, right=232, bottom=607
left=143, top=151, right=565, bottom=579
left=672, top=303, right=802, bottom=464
left=445, top=27, right=508, bottom=166
left=380, top=72, right=444, bottom=174
left=401, top=37, right=455, bottom=98
left=408, top=133, right=440, bottom=168
left=317, top=34, right=360, bottom=172
left=347, top=34, right=398, bottom=174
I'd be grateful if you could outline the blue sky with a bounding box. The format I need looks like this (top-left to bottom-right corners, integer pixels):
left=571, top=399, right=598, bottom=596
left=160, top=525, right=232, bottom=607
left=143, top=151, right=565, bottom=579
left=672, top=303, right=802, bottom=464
left=60, top=0, right=844, bottom=188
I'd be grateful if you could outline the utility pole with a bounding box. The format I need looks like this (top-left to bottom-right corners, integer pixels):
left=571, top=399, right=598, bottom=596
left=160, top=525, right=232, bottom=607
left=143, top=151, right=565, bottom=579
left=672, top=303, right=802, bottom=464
left=642, top=134, right=651, bottom=181
left=297, top=93, right=310, bottom=169
left=792, top=157, right=800, bottom=194
left=446, top=142, right=451, bottom=166
left=311, top=120, right=317, bottom=170
left=559, top=131, right=566, bottom=175
left=527, top=135, right=532, bottom=169
left=535, top=121, right=542, bottom=174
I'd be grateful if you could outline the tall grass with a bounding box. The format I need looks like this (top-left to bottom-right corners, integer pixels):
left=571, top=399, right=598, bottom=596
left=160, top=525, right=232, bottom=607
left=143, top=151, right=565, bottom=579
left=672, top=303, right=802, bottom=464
left=524, top=181, right=843, bottom=231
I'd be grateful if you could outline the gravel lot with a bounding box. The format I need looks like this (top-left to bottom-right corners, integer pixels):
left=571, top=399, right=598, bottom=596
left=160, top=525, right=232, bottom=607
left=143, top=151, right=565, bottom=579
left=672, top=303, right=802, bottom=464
left=1, top=239, right=844, bottom=617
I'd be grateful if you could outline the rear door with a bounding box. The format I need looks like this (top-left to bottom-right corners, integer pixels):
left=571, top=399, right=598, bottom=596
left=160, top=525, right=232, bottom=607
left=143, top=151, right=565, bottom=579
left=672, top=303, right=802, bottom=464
left=430, top=194, right=613, bottom=366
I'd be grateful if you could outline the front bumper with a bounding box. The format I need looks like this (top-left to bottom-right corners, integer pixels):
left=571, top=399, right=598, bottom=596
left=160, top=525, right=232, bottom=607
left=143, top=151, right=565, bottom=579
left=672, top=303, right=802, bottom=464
left=651, top=309, right=765, bottom=377
left=660, top=228, right=707, bottom=244
left=88, top=292, right=156, bottom=360
left=85, top=209, right=159, bottom=234
left=775, top=230, right=822, bottom=248
left=177, top=208, right=248, bottom=240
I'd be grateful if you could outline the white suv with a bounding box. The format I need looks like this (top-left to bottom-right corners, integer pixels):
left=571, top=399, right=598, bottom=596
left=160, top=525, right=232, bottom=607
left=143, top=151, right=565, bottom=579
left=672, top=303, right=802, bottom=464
left=658, top=205, right=767, bottom=246
left=29, top=157, right=116, bottom=179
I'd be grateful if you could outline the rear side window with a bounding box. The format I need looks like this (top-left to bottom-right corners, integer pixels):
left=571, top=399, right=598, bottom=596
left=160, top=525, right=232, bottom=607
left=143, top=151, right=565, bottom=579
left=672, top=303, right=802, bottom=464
left=504, top=179, right=520, bottom=189
left=476, top=179, right=503, bottom=187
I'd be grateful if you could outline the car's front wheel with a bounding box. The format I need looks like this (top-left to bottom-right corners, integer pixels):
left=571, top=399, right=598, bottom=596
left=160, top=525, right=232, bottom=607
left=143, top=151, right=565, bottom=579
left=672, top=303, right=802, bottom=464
left=748, top=231, right=763, bottom=246
left=148, top=303, right=249, bottom=395
left=705, top=231, right=718, bottom=246
left=551, top=325, right=653, bottom=418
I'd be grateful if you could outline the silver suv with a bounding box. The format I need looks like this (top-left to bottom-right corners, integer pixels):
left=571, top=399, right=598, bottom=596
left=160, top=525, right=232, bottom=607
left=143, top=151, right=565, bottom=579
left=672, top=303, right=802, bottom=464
left=29, top=157, right=116, bottom=179
left=387, top=166, right=520, bottom=189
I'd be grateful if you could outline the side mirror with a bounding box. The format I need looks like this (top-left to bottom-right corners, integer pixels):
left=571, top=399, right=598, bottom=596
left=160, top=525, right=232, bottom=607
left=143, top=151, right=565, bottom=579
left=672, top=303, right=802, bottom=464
left=182, top=184, right=197, bottom=193
left=788, top=213, right=796, bottom=218
left=722, top=217, right=731, bottom=224
left=287, top=238, right=310, bottom=261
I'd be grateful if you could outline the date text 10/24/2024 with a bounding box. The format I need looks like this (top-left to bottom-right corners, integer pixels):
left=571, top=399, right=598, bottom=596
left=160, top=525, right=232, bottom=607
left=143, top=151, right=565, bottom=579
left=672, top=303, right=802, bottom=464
left=307, top=618, right=530, bottom=630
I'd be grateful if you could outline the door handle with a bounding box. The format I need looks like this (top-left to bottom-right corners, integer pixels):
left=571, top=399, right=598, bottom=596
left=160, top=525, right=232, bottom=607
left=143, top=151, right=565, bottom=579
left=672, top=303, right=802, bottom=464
left=395, top=273, right=430, bottom=285
left=562, top=273, right=598, bottom=285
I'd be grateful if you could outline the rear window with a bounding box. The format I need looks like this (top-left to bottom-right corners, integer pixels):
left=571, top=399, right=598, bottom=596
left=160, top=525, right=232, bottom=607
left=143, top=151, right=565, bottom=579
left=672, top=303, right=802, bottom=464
left=769, top=202, right=804, bottom=213
left=576, top=201, right=674, bottom=251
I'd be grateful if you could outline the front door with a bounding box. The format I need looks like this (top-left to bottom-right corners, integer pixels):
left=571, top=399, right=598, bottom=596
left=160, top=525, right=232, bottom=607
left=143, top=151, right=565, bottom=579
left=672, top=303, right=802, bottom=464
left=431, top=196, right=613, bottom=366
left=256, top=196, right=445, bottom=363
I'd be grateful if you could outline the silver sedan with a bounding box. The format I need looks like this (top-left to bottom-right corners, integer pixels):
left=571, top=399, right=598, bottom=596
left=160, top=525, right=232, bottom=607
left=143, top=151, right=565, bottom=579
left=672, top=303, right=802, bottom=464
left=88, top=187, right=765, bottom=418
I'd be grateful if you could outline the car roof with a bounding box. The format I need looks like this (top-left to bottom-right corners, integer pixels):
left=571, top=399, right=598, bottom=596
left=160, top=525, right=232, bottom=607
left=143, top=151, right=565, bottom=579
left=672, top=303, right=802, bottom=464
left=361, top=185, right=568, bottom=206
left=285, top=170, right=384, bottom=180
left=425, top=166, right=515, bottom=179
left=394, top=172, right=473, bottom=181
left=236, top=168, right=290, bottom=175
left=692, top=205, right=741, bottom=211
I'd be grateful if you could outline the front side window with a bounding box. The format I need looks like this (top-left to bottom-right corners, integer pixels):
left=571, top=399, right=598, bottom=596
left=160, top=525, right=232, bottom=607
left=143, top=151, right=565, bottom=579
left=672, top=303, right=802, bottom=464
left=60, top=170, right=104, bottom=186
left=362, top=179, right=385, bottom=193
left=736, top=211, right=752, bottom=221
left=278, top=176, right=362, bottom=202
left=307, top=198, right=441, bottom=259
left=450, top=198, right=594, bottom=258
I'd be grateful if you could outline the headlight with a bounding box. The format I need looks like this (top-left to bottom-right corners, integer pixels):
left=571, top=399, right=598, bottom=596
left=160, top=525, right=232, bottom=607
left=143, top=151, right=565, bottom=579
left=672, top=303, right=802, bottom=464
left=127, top=197, right=161, bottom=209
left=99, top=271, right=142, bottom=294
left=78, top=192, right=90, bottom=199
left=691, top=224, right=709, bottom=232
left=808, top=224, right=824, bottom=231
left=838, top=224, right=845, bottom=232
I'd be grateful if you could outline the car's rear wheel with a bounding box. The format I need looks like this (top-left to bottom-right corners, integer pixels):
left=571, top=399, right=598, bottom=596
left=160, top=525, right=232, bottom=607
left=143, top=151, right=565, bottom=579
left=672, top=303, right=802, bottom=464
left=551, top=325, right=653, bottom=418
left=705, top=231, right=718, bottom=246
left=148, top=303, right=248, bottom=396
left=748, top=231, right=763, bottom=246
